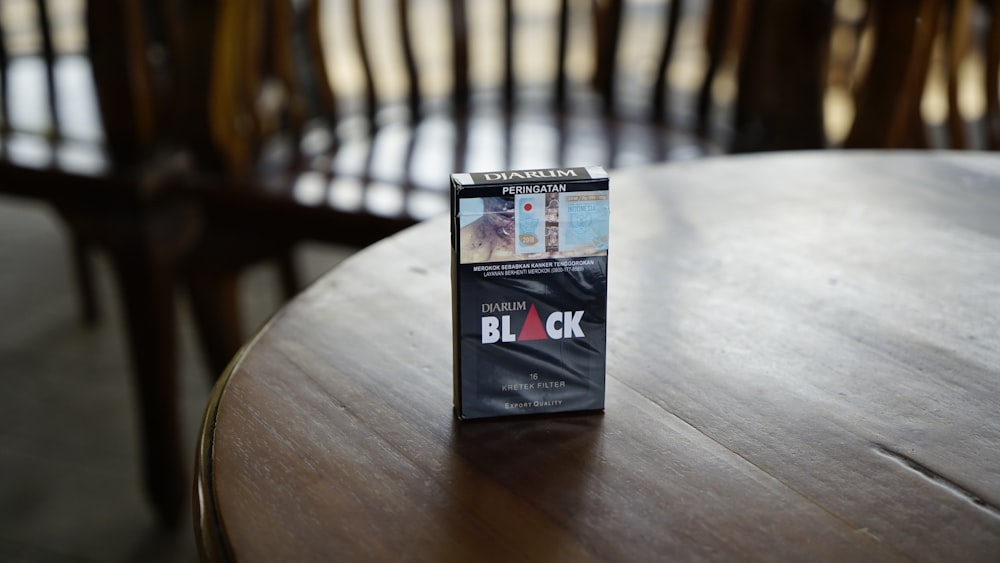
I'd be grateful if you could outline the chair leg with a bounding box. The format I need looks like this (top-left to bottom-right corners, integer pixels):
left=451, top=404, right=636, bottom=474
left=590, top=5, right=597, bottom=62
left=70, top=235, right=100, bottom=326
left=108, top=244, right=185, bottom=529
left=277, top=249, right=300, bottom=300
left=188, top=271, right=245, bottom=378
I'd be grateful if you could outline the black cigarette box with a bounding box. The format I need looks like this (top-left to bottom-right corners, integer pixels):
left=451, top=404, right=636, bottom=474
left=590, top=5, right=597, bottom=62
left=451, top=166, right=609, bottom=420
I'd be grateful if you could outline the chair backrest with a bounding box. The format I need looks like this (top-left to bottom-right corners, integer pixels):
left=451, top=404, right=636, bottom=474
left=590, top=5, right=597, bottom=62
left=731, top=0, right=835, bottom=152
left=934, top=0, right=1000, bottom=150
left=0, top=0, right=98, bottom=172
left=86, top=0, right=160, bottom=165
left=184, top=0, right=724, bottom=189
left=841, top=0, right=1000, bottom=151
left=0, top=0, right=176, bottom=176
left=843, top=0, right=943, bottom=149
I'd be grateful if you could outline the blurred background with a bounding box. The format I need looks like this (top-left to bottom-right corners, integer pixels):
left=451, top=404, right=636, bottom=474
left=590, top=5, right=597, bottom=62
left=1, top=0, right=997, bottom=560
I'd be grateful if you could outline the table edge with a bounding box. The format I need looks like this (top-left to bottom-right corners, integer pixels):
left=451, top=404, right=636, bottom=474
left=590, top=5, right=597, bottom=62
left=195, top=151, right=1000, bottom=560
left=193, top=343, right=246, bottom=563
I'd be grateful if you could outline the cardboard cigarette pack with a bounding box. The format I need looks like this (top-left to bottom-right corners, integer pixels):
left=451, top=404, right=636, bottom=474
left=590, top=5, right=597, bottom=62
left=451, top=167, right=609, bottom=420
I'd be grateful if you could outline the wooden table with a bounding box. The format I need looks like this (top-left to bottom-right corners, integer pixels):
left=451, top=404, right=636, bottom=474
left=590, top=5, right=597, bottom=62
left=195, top=151, right=1000, bottom=562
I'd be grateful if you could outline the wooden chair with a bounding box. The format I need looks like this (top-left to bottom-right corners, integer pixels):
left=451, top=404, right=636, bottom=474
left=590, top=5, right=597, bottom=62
left=731, top=0, right=836, bottom=152
left=839, top=0, right=1000, bottom=150
left=174, top=0, right=738, bottom=373
left=934, top=0, right=1000, bottom=150
left=727, top=0, right=1000, bottom=152
left=843, top=0, right=945, bottom=148
left=983, top=0, right=1000, bottom=149
left=0, top=0, right=196, bottom=527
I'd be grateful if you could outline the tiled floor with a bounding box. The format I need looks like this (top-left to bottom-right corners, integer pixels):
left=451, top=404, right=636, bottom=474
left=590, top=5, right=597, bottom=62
left=0, top=197, right=354, bottom=562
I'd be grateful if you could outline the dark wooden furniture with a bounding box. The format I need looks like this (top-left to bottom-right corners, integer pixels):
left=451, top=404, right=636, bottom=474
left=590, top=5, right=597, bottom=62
left=144, top=0, right=874, bottom=377
left=194, top=151, right=1000, bottom=561
left=173, top=0, right=740, bottom=374
left=845, top=0, right=945, bottom=149
left=0, top=0, right=197, bottom=526
left=843, top=0, right=1000, bottom=151
left=732, top=0, right=835, bottom=152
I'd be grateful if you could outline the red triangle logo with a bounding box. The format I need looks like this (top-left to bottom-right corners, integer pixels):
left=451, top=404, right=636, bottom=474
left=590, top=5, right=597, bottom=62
left=518, top=304, right=548, bottom=341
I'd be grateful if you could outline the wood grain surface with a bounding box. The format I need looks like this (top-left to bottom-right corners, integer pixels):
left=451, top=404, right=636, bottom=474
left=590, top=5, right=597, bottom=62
left=196, top=151, right=1000, bottom=562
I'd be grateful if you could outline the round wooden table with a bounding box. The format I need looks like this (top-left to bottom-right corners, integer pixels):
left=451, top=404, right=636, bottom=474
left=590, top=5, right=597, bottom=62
left=195, top=151, right=1000, bottom=562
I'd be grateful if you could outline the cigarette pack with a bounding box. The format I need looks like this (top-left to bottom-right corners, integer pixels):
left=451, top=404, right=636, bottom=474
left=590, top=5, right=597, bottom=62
left=451, top=166, right=609, bottom=420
